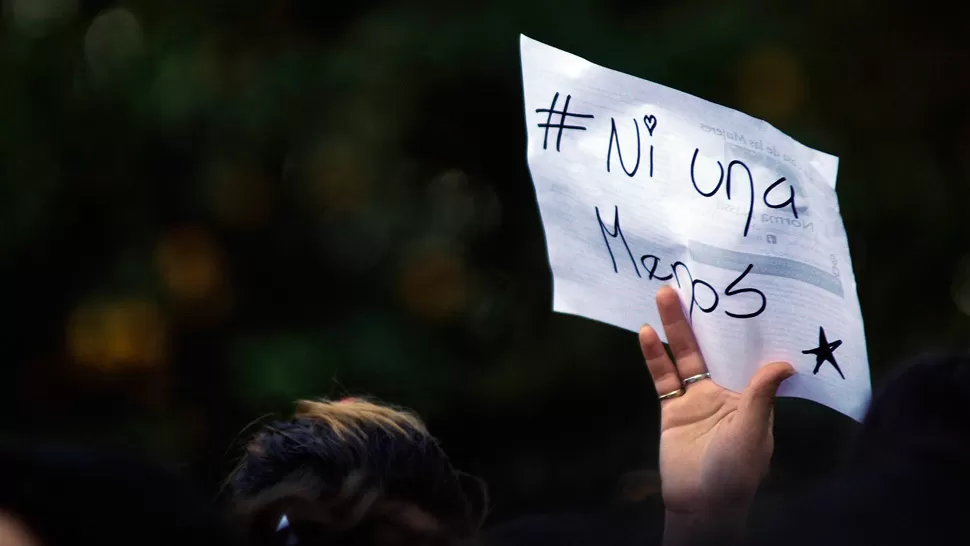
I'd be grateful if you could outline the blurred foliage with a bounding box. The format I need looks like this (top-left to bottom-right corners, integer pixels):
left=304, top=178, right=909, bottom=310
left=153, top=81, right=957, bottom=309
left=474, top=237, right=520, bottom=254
left=1, top=0, right=969, bottom=520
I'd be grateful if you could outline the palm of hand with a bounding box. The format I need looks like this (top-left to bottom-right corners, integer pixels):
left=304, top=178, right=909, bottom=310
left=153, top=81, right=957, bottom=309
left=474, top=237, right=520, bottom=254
left=658, top=382, right=771, bottom=514
left=640, top=287, right=792, bottom=518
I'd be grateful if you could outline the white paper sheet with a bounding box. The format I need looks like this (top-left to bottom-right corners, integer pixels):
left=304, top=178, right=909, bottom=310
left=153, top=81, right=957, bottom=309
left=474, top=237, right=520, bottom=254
left=520, top=35, right=870, bottom=421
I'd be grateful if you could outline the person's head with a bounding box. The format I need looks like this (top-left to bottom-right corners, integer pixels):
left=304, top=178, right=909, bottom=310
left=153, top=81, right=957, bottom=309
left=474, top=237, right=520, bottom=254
left=228, top=398, right=487, bottom=546
left=850, top=348, right=970, bottom=468
left=750, top=349, right=970, bottom=546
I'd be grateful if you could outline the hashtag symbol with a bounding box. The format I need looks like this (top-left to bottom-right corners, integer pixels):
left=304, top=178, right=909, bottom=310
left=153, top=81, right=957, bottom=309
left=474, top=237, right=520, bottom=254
left=535, top=92, right=594, bottom=152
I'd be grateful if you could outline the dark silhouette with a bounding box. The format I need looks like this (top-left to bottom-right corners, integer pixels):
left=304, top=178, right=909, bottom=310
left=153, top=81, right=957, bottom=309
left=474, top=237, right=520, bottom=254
left=0, top=443, right=237, bottom=546
left=749, top=349, right=970, bottom=545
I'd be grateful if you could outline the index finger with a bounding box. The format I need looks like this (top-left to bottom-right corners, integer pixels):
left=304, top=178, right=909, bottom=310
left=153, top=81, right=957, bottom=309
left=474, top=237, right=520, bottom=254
left=656, top=286, right=708, bottom=378
left=639, top=324, right=682, bottom=400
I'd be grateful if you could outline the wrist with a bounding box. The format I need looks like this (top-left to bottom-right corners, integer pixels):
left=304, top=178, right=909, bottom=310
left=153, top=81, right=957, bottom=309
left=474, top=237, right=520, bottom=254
left=663, top=501, right=752, bottom=546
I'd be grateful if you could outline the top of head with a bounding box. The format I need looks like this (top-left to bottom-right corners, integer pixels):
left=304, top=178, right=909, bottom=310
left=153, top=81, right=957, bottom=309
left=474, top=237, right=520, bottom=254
left=230, top=398, right=486, bottom=546
left=855, top=349, right=970, bottom=464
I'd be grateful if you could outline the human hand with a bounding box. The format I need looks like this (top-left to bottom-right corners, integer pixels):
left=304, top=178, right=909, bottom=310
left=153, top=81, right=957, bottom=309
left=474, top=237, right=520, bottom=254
left=640, top=286, right=794, bottom=527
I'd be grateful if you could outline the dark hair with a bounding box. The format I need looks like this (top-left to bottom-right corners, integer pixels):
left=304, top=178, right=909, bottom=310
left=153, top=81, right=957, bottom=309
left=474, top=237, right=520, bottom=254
left=228, top=398, right=487, bottom=546
left=850, top=348, right=970, bottom=467
left=749, top=349, right=970, bottom=546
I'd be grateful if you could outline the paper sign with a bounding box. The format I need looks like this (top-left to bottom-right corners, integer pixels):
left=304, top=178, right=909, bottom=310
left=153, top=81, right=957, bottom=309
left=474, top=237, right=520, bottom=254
left=520, top=35, right=870, bottom=420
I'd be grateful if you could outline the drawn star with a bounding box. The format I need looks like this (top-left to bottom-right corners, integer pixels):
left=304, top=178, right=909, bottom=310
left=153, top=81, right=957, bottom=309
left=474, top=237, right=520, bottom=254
left=802, top=327, right=844, bottom=379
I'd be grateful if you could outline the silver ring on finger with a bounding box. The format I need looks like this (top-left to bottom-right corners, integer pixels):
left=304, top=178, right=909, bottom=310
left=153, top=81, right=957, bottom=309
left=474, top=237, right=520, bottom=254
left=657, top=387, right=685, bottom=401
left=682, top=372, right=711, bottom=387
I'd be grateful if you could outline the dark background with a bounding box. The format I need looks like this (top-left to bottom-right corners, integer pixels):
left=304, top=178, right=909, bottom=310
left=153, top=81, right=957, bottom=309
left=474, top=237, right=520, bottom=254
left=1, top=0, right=968, bottom=523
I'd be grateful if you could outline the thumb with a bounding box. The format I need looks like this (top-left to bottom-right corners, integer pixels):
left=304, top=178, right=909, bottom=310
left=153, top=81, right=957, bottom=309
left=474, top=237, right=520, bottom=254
left=739, top=361, right=796, bottom=434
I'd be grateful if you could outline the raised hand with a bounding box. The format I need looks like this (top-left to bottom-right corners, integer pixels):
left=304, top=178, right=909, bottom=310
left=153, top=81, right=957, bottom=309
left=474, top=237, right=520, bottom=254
left=640, top=286, right=794, bottom=543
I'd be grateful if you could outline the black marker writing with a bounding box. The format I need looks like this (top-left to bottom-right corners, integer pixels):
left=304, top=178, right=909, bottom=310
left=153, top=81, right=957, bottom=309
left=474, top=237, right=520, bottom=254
left=535, top=92, right=594, bottom=152
left=650, top=143, right=654, bottom=177
left=607, top=118, right=641, bottom=176
left=723, top=264, right=767, bottom=319
left=672, top=261, right=719, bottom=322
left=595, top=205, right=640, bottom=277
left=690, top=149, right=755, bottom=237
left=802, top=327, right=845, bottom=379
left=643, top=115, right=657, bottom=177
left=690, top=149, right=724, bottom=197
left=762, top=177, right=799, bottom=219
left=593, top=206, right=769, bottom=324
left=640, top=254, right=673, bottom=281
